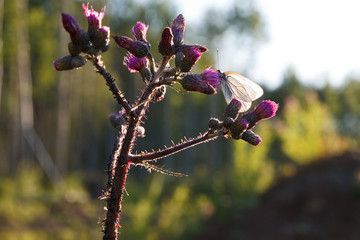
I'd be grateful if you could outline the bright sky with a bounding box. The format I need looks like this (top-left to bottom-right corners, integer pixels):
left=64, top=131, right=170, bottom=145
left=177, top=0, right=360, bottom=89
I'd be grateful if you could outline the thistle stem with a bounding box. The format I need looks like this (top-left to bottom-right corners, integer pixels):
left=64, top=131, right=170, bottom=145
left=130, top=131, right=219, bottom=163
left=93, top=60, right=131, bottom=114
left=103, top=56, right=171, bottom=239
left=103, top=120, right=137, bottom=240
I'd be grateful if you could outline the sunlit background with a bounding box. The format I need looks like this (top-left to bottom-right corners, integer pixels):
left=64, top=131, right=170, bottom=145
left=0, top=0, right=360, bottom=239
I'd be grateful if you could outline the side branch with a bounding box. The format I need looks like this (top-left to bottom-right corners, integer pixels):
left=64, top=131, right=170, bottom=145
left=93, top=61, right=132, bottom=113
left=130, top=131, right=219, bottom=163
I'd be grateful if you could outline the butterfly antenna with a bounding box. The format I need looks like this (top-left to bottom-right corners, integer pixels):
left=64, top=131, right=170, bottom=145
left=216, top=48, right=220, bottom=70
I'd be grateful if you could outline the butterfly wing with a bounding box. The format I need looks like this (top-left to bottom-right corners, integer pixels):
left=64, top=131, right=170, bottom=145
left=221, top=72, right=263, bottom=112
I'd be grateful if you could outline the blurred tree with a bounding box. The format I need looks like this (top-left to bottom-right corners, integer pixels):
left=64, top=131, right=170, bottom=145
left=339, top=78, right=360, bottom=142
left=0, top=0, right=3, bottom=113
left=231, top=121, right=275, bottom=194
left=279, top=91, right=350, bottom=165
left=1, top=0, right=265, bottom=178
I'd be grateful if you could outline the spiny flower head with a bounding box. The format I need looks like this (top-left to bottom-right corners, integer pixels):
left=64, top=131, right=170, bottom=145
left=180, top=68, right=222, bottom=95
left=113, top=36, right=150, bottom=58
left=230, top=118, right=249, bottom=139
left=132, top=22, right=149, bottom=42
left=241, top=130, right=262, bottom=146
left=53, top=55, right=86, bottom=71
left=92, top=26, right=111, bottom=52
left=200, top=67, right=222, bottom=90
left=172, top=14, right=185, bottom=46
left=179, top=47, right=202, bottom=72
left=242, top=100, right=279, bottom=129
left=158, top=27, right=174, bottom=56
left=254, top=100, right=279, bottom=120
left=62, top=13, right=81, bottom=36
left=61, top=13, right=90, bottom=52
left=224, top=98, right=243, bottom=119
left=82, top=3, right=106, bottom=29
left=123, top=52, right=148, bottom=73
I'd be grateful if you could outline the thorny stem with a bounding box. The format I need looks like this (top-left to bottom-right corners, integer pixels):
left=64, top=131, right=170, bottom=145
left=93, top=59, right=132, bottom=114
left=103, top=117, right=139, bottom=240
left=103, top=56, right=171, bottom=240
left=106, top=133, right=123, bottom=193
left=130, top=131, right=219, bottom=163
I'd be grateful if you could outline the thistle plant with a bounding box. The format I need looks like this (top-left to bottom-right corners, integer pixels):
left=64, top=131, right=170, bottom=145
left=54, top=3, right=278, bottom=240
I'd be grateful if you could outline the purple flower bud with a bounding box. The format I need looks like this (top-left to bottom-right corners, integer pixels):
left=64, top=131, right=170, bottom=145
left=241, top=130, right=262, bottom=146
left=254, top=100, right=279, bottom=120
left=123, top=52, right=148, bottom=73
left=176, top=44, right=207, bottom=53
left=82, top=3, right=105, bottom=33
left=175, top=52, right=184, bottom=68
left=223, top=117, right=235, bottom=129
left=62, top=13, right=81, bottom=36
left=224, top=98, right=243, bottom=119
left=172, top=14, right=185, bottom=46
left=158, top=27, right=174, bottom=56
left=92, top=26, right=111, bottom=52
left=208, top=118, right=222, bottom=130
left=201, top=67, right=222, bottom=90
left=82, top=3, right=110, bottom=52
left=180, top=67, right=222, bottom=95
left=71, top=56, right=86, bottom=68
left=132, top=22, right=149, bottom=42
left=181, top=74, right=216, bottom=95
left=242, top=100, right=278, bottom=129
left=61, top=13, right=90, bottom=52
left=68, top=41, right=81, bottom=56
left=179, top=48, right=201, bottom=72
left=230, top=118, right=249, bottom=138
left=113, top=36, right=150, bottom=58
left=53, top=55, right=86, bottom=71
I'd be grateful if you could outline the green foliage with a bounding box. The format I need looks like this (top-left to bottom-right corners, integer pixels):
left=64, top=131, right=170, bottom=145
left=231, top=121, right=275, bottom=194
left=0, top=167, right=101, bottom=240
left=279, top=92, right=350, bottom=164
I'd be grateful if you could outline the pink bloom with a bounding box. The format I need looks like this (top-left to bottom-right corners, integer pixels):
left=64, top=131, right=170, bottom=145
left=82, top=3, right=106, bottom=28
left=92, top=26, right=111, bottom=52
left=254, top=100, right=279, bottom=120
left=180, top=68, right=222, bottom=95
left=179, top=48, right=202, bottom=72
left=132, top=22, right=149, bottom=42
left=200, top=67, right=222, bottom=90
left=123, top=52, right=148, bottom=73
left=242, top=100, right=279, bottom=129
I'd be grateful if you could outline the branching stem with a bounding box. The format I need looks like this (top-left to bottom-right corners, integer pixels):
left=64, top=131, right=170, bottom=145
left=130, top=131, right=219, bottom=163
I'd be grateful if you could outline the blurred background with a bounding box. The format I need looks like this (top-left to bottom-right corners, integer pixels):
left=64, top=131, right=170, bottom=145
left=1, top=0, right=360, bottom=239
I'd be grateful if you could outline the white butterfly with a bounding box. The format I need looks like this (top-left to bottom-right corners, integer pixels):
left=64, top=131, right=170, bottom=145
left=220, top=71, right=264, bottom=112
